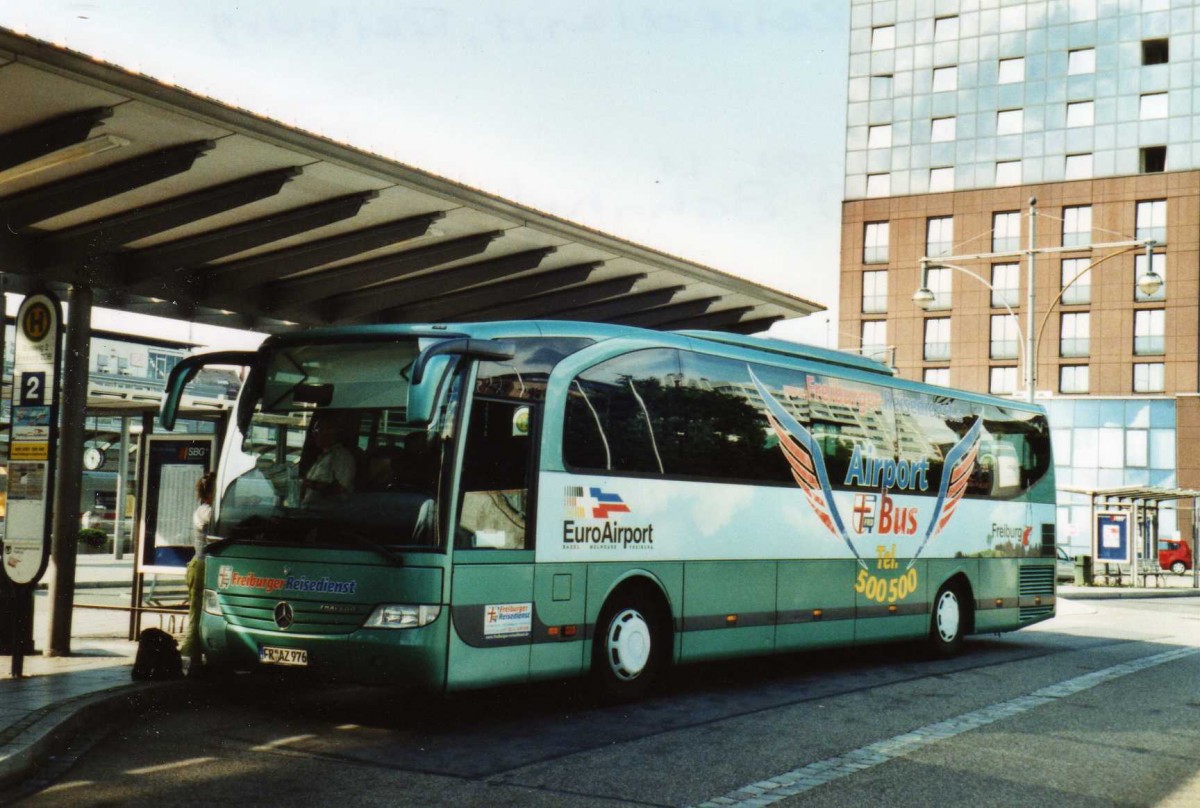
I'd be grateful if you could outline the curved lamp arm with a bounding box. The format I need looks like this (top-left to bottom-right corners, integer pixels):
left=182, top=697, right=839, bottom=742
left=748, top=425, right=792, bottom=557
left=914, top=258, right=1024, bottom=367
left=1032, top=244, right=1142, bottom=357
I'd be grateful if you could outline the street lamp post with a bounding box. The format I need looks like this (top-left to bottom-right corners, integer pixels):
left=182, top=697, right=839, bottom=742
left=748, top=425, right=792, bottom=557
left=912, top=197, right=1163, bottom=402
left=1026, top=197, right=1037, bottom=403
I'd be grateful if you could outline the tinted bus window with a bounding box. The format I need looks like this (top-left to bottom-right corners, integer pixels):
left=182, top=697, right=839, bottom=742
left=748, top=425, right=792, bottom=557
left=458, top=398, right=533, bottom=549
left=803, top=373, right=894, bottom=490
left=893, top=389, right=980, bottom=495
left=979, top=404, right=1053, bottom=496
left=675, top=353, right=793, bottom=484
left=894, top=388, right=1052, bottom=500
left=565, top=351, right=809, bottom=483
left=476, top=337, right=594, bottom=400
left=563, top=349, right=681, bottom=474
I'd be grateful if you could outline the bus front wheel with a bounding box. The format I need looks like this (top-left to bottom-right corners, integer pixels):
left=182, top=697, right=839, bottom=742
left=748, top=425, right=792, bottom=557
left=592, top=591, right=666, bottom=701
left=929, top=583, right=967, bottom=657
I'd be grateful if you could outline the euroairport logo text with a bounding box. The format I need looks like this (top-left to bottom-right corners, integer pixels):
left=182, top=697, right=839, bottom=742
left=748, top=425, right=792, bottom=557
left=562, top=485, right=653, bottom=551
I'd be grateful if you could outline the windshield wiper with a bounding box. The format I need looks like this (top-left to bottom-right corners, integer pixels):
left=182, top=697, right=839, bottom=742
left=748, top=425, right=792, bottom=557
left=207, top=515, right=275, bottom=551
left=332, top=526, right=405, bottom=567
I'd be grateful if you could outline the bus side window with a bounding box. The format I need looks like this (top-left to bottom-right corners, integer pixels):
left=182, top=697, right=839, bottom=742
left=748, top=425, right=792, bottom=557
left=457, top=398, right=532, bottom=549
left=562, top=349, right=680, bottom=475
left=564, top=380, right=612, bottom=470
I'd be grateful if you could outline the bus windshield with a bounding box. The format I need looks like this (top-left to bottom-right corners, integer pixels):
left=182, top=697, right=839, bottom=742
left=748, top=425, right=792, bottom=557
left=215, top=339, right=459, bottom=550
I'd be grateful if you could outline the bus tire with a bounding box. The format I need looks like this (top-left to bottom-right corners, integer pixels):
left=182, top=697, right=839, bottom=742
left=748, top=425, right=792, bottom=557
left=1171, top=561, right=1186, bottom=575
left=928, top=582, right=967, bottom=657
left=592, top=590, right=666, bottom=702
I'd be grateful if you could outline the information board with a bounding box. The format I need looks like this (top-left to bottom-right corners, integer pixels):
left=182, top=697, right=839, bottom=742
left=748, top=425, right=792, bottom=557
left=2, top=292, right=62, bottom=586
left=1095, top=510, right=1131, bottom=564
left=137, top=434, right=215, bottom=574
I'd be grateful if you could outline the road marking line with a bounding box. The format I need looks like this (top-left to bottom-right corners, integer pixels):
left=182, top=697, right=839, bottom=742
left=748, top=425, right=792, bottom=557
left=692, top=646, right=1199, bottom=808
left=125, top=757, right=217, bottom=776
left=251, top=734, right=317, bottom=752
left=36, top=780, right=95, bottom=794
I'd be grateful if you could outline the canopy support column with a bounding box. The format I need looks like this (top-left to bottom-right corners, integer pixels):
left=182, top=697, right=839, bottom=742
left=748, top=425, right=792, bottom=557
left=46, top=284, right=93, bottom=656
left=112, top=416, right=131, bottom=561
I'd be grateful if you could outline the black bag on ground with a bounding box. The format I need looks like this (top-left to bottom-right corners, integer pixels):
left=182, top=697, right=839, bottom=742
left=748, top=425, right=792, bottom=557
left=132, top=627, right=183, bottom=681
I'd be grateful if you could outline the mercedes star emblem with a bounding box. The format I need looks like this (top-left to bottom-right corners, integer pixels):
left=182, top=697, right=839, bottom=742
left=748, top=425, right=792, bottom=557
left=273, top=601, right=294, bottom=630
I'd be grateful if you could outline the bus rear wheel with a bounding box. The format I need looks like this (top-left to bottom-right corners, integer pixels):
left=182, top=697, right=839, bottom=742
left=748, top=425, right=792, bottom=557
left=592, top=591, right=665, bottom=702
left=929, top=583, right=967, bottom=657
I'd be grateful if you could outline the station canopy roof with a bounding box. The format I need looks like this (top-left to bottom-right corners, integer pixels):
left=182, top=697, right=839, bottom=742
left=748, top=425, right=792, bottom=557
left=1059, top=485, right=1200, bottom=504
left=0, top=28, right=822, bottom=334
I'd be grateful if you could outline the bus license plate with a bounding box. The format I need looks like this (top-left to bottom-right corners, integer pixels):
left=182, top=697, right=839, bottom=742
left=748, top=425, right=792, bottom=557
left=259, top=646, right=308, bottom=666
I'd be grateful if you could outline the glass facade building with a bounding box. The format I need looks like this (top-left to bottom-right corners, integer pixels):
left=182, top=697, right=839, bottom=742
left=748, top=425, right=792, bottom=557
left=847, top=0, right=1190, bottom=199
left=841, top=0, right=1200, bottom=558
left=1045, top=396, right=1178, bottom=541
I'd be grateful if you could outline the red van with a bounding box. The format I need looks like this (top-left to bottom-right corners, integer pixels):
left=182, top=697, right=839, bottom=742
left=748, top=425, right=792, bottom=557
left=1158, top=539, right=1193, bottom=575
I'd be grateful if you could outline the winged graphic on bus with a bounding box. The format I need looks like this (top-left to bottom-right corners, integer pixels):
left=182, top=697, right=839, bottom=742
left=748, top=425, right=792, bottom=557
left=907, top=417, right=982, bottom=568
left=748, top=369, right=868, bottom=570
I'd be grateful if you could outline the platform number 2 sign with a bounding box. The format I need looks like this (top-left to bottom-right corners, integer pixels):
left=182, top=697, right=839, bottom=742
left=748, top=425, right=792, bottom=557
left=19, top=372, right=46, bottom=405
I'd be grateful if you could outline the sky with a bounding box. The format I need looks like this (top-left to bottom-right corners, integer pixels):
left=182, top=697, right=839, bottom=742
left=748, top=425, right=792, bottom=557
left=0, top=0, right=850, bottom=350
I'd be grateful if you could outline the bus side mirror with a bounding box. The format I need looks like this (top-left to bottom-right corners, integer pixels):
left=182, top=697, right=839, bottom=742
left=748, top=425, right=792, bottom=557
left=410, top=338, right=516, bottom=385
left=407, top=339, right=516, bottom=423
left=160, top=350, right=257, bottom=430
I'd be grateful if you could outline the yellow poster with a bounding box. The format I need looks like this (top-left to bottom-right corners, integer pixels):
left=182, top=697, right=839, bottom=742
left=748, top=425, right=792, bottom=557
left=10, top=442, right=49, bottom=461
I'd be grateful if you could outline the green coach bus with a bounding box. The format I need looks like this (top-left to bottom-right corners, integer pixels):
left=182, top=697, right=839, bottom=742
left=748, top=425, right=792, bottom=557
left=161, top=321, right=1057, bottom=699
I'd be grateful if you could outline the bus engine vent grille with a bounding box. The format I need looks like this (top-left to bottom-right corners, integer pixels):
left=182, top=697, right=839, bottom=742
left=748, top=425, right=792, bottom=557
left=1018, top=565, right=1055, bottom=622
left=218, top=594, right=370, bottom=635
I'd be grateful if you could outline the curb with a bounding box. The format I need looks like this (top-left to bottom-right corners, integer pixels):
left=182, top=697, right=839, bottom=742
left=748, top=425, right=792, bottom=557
left=36, top=582, right=133, bottom=591
left=0, top=678, right=194, bottom=792
left=1059, top=587, right=1199, bottom=600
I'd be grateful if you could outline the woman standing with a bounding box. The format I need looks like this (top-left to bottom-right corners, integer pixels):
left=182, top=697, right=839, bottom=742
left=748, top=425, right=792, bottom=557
left=182, top=472, right=215, bottom=673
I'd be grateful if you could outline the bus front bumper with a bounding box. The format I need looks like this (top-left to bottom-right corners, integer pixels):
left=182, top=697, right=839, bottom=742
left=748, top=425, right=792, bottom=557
left=200, top=612, right=447, bottom=689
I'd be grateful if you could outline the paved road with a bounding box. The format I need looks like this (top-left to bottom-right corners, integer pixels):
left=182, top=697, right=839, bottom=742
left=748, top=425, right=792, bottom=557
left=11, top=597, right=1200, bottom=807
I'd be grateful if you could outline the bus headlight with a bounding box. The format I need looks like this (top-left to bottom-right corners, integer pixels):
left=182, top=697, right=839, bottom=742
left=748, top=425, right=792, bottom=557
left=364, top=604, right=441, bottom=629
left=203, top=589, right=221, bottom=616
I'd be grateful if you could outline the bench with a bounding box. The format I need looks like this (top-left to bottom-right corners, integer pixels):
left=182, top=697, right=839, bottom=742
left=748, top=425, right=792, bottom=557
left=1094, top=563, right=1168, bottom=587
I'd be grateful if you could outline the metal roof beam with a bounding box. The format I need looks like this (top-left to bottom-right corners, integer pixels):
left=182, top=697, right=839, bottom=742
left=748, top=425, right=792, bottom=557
left=90, top=289, right=274, bottom=330
left=8, top=251, right=120, bottom=289
left=327, top=247, right=557, bottom=322
left=658, top=306, right=755, bottom=331
left=264, top=230, right=503, bottom=316
left=39, top=167, right=301, bottom=269
left=377, top=261, right=602, bottom=324
left=458, top=274, right=646, bottom=322
left=543, top=285, right=685, bottom=322
left=197, top=211, right=444, bottom=298
left=121, top=190, right=379, bottom=290
left=609, top=296, right=720, bottom=328
left=722, top=315, right=784, bottom=335
left=0, top=107, right=113, bottom=172
left=0, top=140, right=215, bottom=228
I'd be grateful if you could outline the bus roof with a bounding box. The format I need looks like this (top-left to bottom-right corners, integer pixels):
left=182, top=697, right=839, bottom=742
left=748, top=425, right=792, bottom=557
left=259, top=322, right=889, bottom=371
left=256, top=321, right=1044, bottom=415
left=674, top=330, right=895, bottom=376
left=258, top=320, right=638, bottom=350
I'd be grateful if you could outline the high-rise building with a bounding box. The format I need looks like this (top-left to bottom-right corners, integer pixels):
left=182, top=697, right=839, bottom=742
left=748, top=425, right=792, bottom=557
left=839, top=0, right=1198, bottom=554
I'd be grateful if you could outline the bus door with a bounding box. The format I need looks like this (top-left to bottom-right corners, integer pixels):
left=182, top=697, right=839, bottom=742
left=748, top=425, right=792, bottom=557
left=447, top=395, right=537, bottom=689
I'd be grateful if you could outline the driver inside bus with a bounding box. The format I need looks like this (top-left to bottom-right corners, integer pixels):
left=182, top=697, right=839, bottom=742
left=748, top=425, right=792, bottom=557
left=301, top=413, right=357, bottom=505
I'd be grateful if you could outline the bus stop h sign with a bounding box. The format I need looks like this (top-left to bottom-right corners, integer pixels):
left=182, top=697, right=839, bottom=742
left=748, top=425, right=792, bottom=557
left=2, top=292, right=63, bottom=586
